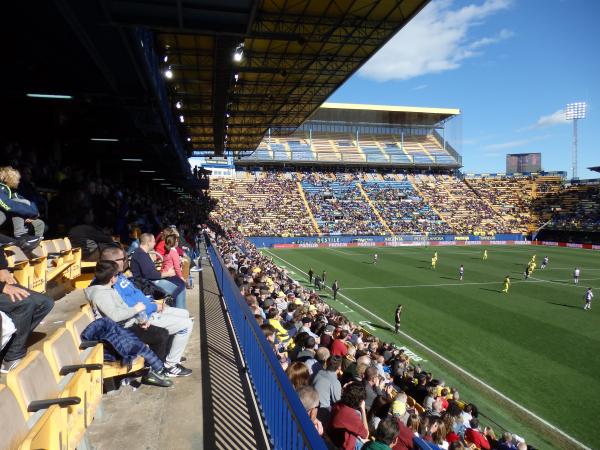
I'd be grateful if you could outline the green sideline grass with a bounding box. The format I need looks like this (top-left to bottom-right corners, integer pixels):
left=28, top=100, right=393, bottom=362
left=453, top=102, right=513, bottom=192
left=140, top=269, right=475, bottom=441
left=265, top=245, right=600, bottom=450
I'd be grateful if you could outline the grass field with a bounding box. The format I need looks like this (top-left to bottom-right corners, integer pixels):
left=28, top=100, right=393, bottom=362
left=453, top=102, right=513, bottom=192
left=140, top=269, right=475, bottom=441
left=265, top=244, right=600, bottom=450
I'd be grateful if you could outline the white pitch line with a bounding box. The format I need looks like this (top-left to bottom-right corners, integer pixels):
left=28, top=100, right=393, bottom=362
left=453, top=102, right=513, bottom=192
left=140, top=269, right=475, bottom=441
left=343, top=277, right=600, bottom=290
left=264, top=249, right=592, bottom=450
left=328, top=248, right=357, bottom=256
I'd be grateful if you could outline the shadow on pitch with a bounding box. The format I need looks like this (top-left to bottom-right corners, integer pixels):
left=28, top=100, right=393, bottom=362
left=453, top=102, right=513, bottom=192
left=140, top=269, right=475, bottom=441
left=369, top=323, right=395, bottom=332
left=439, top=276, right=458, bottom=281
left=480, top=287, right=500, bottom=293
left=547, top=302, right=580, bottom=310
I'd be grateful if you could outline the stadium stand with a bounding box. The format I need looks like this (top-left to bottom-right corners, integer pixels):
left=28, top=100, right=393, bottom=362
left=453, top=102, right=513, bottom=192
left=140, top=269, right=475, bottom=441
left=209, top=172, right=318, bottom=236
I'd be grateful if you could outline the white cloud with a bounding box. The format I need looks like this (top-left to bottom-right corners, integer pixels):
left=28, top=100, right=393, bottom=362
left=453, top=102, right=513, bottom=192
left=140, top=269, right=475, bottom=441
left=360, top=0, right=513, bottom=82
left=484, top=134, right=552, bottom=151
left=412, top=84, right=428, bottom=91
left=531, top=109, right=568, bottom=128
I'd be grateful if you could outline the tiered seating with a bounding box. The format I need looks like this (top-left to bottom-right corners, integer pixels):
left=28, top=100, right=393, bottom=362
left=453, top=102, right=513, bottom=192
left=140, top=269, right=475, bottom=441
left=410, top=174, right=509, bottom=235
left=535, top=182, right=600, bottom=231
left=241, top=134, right=458, bottom=165
left=465, top=175, right=535, bottom=233
left=209, top=174, right=317, bottom=236
left=362, top=179, right=452, bottom=234
left=300, top=173, right=384, bottom=235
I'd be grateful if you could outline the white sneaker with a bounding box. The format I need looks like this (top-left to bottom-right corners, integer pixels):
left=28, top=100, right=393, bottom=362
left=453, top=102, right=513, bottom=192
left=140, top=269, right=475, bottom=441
left=0, top=358, right=22, bottom=374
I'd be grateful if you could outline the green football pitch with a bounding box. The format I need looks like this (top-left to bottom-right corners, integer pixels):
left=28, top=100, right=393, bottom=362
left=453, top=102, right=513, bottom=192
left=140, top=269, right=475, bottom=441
left=264, top=245, right=600, bottom=450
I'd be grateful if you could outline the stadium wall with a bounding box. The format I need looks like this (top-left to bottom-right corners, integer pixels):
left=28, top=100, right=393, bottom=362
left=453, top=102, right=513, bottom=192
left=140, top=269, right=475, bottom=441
left=533, top=241, right=600, bottom=250
left=248, top=233, right=524, bottom=248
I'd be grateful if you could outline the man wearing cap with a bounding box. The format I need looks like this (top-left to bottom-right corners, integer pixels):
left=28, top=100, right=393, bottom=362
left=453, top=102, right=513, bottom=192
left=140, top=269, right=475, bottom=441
left=299, top=317, right=320, bottom=342
left=320, top=324, right=335, bottom=348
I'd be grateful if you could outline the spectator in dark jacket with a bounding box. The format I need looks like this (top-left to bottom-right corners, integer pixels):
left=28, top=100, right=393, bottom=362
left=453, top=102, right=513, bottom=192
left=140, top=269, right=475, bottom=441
left=130, top=233, right=186, bottom=309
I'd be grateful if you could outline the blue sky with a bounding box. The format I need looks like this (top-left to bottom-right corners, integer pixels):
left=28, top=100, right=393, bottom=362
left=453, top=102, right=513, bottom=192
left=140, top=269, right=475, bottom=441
left=329, top=0, right=600, bottom=178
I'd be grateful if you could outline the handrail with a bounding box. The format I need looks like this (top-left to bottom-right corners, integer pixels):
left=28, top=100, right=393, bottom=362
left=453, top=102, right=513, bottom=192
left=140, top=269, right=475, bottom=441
left=206, top=240, right=326, bottom=450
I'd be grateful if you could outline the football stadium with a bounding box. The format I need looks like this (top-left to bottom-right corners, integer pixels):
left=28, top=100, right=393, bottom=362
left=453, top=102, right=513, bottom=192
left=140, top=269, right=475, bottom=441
left=1, top=1, right=598, bottom=450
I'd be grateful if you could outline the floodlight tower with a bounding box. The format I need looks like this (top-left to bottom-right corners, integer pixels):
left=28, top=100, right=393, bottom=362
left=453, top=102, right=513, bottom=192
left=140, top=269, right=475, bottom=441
left=565, top=102, right=587, bottom=179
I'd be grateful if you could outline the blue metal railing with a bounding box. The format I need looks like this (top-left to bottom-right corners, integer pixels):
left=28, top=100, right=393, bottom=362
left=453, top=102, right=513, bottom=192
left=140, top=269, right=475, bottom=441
left=207, top=241, right=326, bottom=450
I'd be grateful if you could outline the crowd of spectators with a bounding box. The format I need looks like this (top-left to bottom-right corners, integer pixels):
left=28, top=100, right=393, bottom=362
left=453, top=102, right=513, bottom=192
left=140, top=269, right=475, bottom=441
left=362, top=180, right=452, bottom=235
left=210, top=172, right=317, bottom=236
left=300, top=172, right=384, bottom=235
left=0, top=140, right=206, bottom=383
left=209, top=224, right=533, bottom=450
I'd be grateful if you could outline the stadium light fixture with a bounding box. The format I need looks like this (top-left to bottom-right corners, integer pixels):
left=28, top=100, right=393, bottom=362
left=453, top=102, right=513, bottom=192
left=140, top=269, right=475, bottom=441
left=175, top=101, right=182, bottom=109
left=565, top=101, right=587, bottom=179
left=186, top=137, right=191, bottom=142
left=26, top=93, right=73, bottom=100
left=164, top=67, right=173, bottom=79
left=160, top=182, right=171, bottom=186
left=234, top=73, right=239, bottom=83
left=179, top=115, right=184, bottom=123
left=122, top=158, right=143, bottom=162
left=233, top=43, right=244, bottom=62
left=139, top=170, right=156, bottom=173
left=152, top=178, right=165, bottom=181
left=163, top=55, right=168, bottom=63
left=91, top=138, right=119, bottom=142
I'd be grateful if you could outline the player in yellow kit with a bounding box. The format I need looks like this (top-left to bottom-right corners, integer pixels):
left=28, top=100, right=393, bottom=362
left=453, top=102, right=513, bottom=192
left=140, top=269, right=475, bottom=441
left=431, top=256, right=437, bottom=269
left=483, top=249, right=488, bottom=260
left=502, top=275, right=511, bottom=293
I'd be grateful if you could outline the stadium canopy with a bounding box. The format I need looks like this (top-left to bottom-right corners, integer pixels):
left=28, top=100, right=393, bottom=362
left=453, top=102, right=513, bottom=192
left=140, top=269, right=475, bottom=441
left=589, top=166, right=600, bottom=174
left=311, top=103, right=461, bottom=126
left=2, top=0, right=430, bottom=189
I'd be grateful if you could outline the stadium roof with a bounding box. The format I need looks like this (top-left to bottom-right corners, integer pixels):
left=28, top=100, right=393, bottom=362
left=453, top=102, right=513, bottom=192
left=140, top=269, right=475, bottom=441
left=309, top=102, right=461, bottom=126
left=152, top=0, right=432, bottom=154
left=589, top=166, right=600, bottom=173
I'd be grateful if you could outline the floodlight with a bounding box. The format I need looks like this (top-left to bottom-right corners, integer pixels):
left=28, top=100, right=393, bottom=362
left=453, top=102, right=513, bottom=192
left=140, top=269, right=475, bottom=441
left=91, top=138, right=119, bottom=142
left=122, top=158, right=143, bottom=162
left=233, top=43, right=244, bottom=62
left=186, top=137, right=191, bottom=142
left=179, top=115, right=184, bottom=123
left=565, top=102, right=587, bottom=120
left=175, top=101, right=182, bottom=109
left=565, top=101, right=587, bottom=179
left=163, top=55, right=168, bottom=63
left=164, top=67, right=173, bottom=79
left=139, top=170, right=156, bottom=173
left=27, top=93, right=73, bottom=99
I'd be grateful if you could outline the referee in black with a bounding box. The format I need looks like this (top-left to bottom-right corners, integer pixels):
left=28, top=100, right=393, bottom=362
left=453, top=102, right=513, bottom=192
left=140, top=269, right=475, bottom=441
left=394, top=304, right=403, bottom=334
left=332, top=280, right=339, bottom=300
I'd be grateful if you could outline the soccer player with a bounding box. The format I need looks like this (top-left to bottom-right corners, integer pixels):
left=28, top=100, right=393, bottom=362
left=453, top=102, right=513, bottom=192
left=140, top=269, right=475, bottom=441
left=434, top=251, right=438, bottom=260
left=502, top=275, right=511, bottom=294
left=584, top=287, right=593, bottom=311
left=332, top=280, right=339, bottom=300
left=394, top=304, right=403, bottom=333
left=574, top=267, right=580, bottom=284
left=482, top=249, right=488, bottom=260
left=532, top=254, right=536, bottom=262
left=459, top=265, right=464, bottom=281
left=541, top=256, right=549, bottom=269
left=431, top=255, right=437, bottom=269
left=524, top=264, right=531, bottom=279
left=308, top=267, right=314, bottom=283
left=373, top=253, right=378, bottom=265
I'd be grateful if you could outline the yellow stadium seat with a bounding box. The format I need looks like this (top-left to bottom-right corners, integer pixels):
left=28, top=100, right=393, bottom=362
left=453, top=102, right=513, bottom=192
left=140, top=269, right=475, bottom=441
left=6, top=350, right=88, bottom=450
left=26, top=246, right=47, bottom=292
left=3, top=245, right=30, bottom=287
left=0, top=384, right=67, bottom=450
left=66, top=311, right=145, bottom=380
left=43, top=328, right=103, bottom=427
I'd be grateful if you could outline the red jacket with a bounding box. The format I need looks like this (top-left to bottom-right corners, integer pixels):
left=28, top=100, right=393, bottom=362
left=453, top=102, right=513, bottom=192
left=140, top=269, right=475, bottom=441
left=328, top=403, right=368, bottom=450
left=330, top=339, right=348, bottom=357
left=465, top=428, right=490, bottom=450
left=391, top=419, right=414, bottom=450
